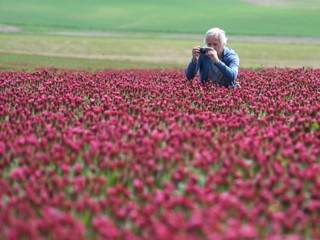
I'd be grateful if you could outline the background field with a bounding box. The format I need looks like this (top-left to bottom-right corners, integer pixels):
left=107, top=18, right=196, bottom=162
left=1, top=34, right=320, bottom=71
left=1, top=0, right=320, bottom=37
left=0, top=0, right=320, bottom=71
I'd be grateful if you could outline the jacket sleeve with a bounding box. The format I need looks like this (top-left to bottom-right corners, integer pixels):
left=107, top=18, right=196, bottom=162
left=185, top=60, right=198, bottom=80
left=216, top=53, right=239, bottom=87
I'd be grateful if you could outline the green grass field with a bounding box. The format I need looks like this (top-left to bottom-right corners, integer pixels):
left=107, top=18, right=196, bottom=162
left=1, top=0, right=320, bottom=37
left=0, top=0, right=320, bottom=71
left=1, top=34, right=320, bottom=71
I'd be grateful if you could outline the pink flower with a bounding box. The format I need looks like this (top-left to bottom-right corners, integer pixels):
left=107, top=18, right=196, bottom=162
left=74, top=163, right=82, bottom=175
left=133, top=178, right=144, bottom=192
left=92, top=215, right=119, bottom=239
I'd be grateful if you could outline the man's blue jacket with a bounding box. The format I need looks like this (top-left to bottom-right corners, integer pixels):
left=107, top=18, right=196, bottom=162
left=185, top=47, right=240, bottom=87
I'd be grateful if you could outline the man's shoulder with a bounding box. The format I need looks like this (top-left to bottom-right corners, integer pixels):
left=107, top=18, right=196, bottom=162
left=224, top=47, right=238, bottom=56
left=223, top=47, right=239, bottom=60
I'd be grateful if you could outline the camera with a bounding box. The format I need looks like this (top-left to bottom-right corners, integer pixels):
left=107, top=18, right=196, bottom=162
left=199, top=47, right=209, bottom=54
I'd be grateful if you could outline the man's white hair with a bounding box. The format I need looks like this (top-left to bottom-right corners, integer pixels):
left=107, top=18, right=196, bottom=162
left=204, top=27, right=228, bottom=46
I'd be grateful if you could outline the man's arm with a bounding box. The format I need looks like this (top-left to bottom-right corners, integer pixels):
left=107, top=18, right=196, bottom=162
left=216, top=54, right=239, bottom=87
left=185, top=59, right=198, bottom=80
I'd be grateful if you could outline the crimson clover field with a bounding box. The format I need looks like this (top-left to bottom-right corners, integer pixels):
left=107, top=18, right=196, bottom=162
left=0, top=68, right=320, bottom=239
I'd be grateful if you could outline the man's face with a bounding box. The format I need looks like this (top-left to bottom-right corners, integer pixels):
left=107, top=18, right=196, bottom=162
left=207, top=35, right=224, bottom=57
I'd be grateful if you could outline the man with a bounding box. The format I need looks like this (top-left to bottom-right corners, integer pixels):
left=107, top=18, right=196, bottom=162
left=185, top=27, right=240, bottom=87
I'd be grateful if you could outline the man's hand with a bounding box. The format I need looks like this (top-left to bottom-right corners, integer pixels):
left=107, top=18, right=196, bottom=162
left=192, top=46, right=201, bottom=62
left=205, top=47, right=220, bottom=64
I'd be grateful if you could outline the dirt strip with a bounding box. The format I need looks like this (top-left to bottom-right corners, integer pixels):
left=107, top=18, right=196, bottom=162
left=1, top=23, right=320, bottom=45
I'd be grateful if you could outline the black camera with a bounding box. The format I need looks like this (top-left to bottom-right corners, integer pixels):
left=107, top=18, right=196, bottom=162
left=199, top=47, right=209, bottom=54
